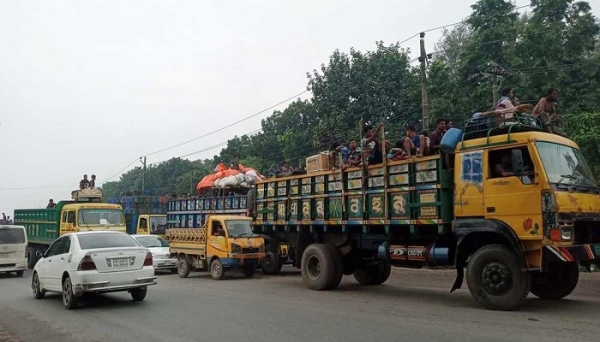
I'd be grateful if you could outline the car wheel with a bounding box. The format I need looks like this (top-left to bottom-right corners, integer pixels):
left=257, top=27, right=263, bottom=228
left=62, top=276, right=79, bottom=310
left=210, top=258, right=224, bottom=280
left=32, top=272, right=45, bottom=299
left=131, top=287, right=148, bottom=301
left=15, top=270, right=24, bottom=277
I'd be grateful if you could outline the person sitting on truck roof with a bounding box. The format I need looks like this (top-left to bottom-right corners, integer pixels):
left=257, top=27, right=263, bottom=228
left=89, top=175, right=96, bottom=188
left=46, top=199, right=56, bottom=208
left=428, top=118, right=446, bottom=155
left=532, top=88, right=568, bottom=138
left=361, top=124, right=390, bottom=165
left=79, top=174, right=90, bottom=189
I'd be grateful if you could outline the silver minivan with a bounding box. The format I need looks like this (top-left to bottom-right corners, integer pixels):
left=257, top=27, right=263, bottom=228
left=0, top=225, right=28, bottom=277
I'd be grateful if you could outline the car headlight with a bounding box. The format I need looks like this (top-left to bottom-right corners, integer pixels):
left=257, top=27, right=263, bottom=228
left=259, top=243, right=265, bottom=253
left=231, top=243, right=242, bottom=253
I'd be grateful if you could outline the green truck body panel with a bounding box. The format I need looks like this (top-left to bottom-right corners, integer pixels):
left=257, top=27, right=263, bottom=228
left=254, top=156, right=454, bottom=226
left=13, top=202, right=69, bottom=246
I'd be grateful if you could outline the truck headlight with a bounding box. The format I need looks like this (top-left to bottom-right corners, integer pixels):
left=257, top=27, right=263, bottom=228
left=561, top=227, right=573, bottom=242
left=259, top=244, right=265, bottom=253
left=231, top=243, right=242, bottom=253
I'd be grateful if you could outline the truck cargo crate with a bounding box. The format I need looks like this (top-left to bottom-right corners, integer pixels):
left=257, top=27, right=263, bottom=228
left=306, top=153, right=330, bottom=173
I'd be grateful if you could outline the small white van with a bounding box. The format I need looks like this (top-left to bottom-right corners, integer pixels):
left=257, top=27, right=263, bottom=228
left=0, top=225, right=28, bottom=277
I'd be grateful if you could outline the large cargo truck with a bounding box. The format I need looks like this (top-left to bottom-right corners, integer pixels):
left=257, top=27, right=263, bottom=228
left=249, top=121, right=600, bottom=311
left=14, top=189, right=127, bottom=268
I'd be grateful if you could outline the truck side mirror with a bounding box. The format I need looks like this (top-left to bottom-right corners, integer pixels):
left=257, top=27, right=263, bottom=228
left=511, top=149, right=524, bottom=176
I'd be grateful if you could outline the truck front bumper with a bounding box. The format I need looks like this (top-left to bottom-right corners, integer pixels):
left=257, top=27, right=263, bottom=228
left=546, top=243, right=600, bottom=263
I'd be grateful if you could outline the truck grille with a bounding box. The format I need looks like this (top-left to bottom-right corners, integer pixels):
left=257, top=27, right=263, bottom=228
left=242, top=248, right=259, bottom=254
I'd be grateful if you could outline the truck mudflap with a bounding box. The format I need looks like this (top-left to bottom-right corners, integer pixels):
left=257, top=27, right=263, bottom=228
left=545, top=244, right=600, bottom=263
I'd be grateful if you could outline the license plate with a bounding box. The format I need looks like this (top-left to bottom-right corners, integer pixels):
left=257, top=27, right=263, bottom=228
left=111, top=258, right=128, bottom=267
left=0, top=253, right=9, bottom=258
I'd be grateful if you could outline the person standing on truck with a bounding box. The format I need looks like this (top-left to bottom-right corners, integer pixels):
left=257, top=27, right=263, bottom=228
left=79, top=174, right=90, bottom=189
left=46, top=199, right=56, bottom=208
left=89, top=175, right=96, bottom=188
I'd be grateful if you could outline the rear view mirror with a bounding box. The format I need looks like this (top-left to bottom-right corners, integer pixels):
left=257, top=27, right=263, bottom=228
left=511, top=149, right=524, bottom=176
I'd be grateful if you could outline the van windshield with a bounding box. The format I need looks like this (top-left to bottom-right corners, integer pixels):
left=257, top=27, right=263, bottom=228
left=0, top=227, right=26, bottom=244
left=78, top=209, right=124, bottom=226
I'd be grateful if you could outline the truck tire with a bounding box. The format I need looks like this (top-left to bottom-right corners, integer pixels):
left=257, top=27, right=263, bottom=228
left=353, top=262, right=391, bottom=286
left=530, top=263, right=579, bottom=300
left=261, top=251, right=283, bottom=275
left=177, top=257, right=191, bottom=278
left=466, top=244, right=531, bottom=311
left=210, top=258, right=224, bottom=280
left=324, top=244, right=343, bottom=290
left=242, top=265, right=256, bottom=278
left=301, top=244, right=337, bottom=291
left=27, top=248, right=37, bottom=269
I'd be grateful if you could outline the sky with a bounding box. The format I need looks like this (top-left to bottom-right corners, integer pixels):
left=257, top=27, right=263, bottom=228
left=1, top=0, right=598, bottom=213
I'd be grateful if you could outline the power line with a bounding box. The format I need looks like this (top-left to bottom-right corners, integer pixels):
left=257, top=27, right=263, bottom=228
left=143, top=90, right=309, bottom=158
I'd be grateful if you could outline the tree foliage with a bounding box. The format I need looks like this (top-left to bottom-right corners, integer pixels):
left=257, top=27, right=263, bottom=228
left=104, top=0, right=600, bottom=196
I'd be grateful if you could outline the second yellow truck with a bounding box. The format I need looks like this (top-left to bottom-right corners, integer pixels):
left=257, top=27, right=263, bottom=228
left=166, top=215, right=265, bottom=279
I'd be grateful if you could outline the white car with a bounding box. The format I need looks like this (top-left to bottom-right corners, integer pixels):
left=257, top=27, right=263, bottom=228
left=0, top=225, right=28, bottom=277
left=31, top=231, right=157, bottom=310
left=131, top=234, right=178, bottom=273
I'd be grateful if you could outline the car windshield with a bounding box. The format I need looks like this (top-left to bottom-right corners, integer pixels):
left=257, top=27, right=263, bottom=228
left=0, top=227, right=26, bottom=244
left=225, top=220, right=254, bottom=237
left=78, top=209, right=124, bottom=226
left=77, top=233, right=139, bottom=250
left=535, top=142, right=597, bottom=188
left=149, top=216, right=167, bottom=234
left=135, top=235, right=169, bottom=248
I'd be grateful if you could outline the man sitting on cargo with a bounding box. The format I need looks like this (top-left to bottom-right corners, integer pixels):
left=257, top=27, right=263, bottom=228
left=79, top=174, right=90, bottom=189
left=532, top=88, right=568, bottom=137
left=361, top=124, right=390, bottom=165
left=403, top=125, right=427, bottom=157
left=89, top=174, right=96, bottom=188
left=346, top=139, right=362, bottom=167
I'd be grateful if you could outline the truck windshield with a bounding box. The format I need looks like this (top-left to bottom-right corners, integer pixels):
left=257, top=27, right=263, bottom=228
left=150, top=216, right=167, bottom=234
left=78, top=209, right=124, bottom=226
left=535, top=142, right=597, bottom=188
left=225, top=220, right=254, bottom=237
left=0, top=227, right=26, bottom=244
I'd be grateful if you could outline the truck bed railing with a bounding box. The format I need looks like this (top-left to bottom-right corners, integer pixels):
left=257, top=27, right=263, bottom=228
left=461, top=112, right=545, bottom=150
left=166, top=228, right=207, bottom=243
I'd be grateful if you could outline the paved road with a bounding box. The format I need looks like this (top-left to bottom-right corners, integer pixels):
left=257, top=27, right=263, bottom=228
left=0, top=267, right=599, bottom=342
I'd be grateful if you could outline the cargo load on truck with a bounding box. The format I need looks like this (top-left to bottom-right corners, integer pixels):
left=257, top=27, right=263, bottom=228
left=196, top=162, right=265, bottom=191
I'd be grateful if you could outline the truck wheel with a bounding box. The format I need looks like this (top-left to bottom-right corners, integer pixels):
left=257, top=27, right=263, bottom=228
left=530, top=263, right=579, bottom=300
left=261, top=251, right=283, bottom=275
left=353, top=262, right=391, bottom=286
left=301, top=244, right=337, bottom=291
left=324, top=244, right=343, bottom=290
left=210, top=258, right=224, bottom=280
left=466, top=244, right=530, bottom=311
left=27, top=248, right=37, bottom=269
left=177, top=257, right=191, bottom=278
left=242, top=265, right=256, bottom=278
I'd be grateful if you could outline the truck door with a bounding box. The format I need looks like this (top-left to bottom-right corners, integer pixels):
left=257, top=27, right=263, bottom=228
left=138, top=216, right=148, bottom=234
left=483, top=146, right=543, bottom=239
left=207, top=218, right=227, bottom=258
left=60, top=210, right=76, bottom=234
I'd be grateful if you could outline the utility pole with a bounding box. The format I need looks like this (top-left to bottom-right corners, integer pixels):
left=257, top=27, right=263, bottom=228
left=492, top=74, right=499, bottom=105
left=418, top=32, right=430, bottom=130
left=140, top=156, right=147, bottom=191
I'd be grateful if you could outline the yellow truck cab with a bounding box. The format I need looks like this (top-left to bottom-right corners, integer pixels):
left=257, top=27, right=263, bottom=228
left=134, top=214, right=167, bottom=237
left=14, top=188, right=127, bottom=268
left=166, top=215, right=265, bottom=280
